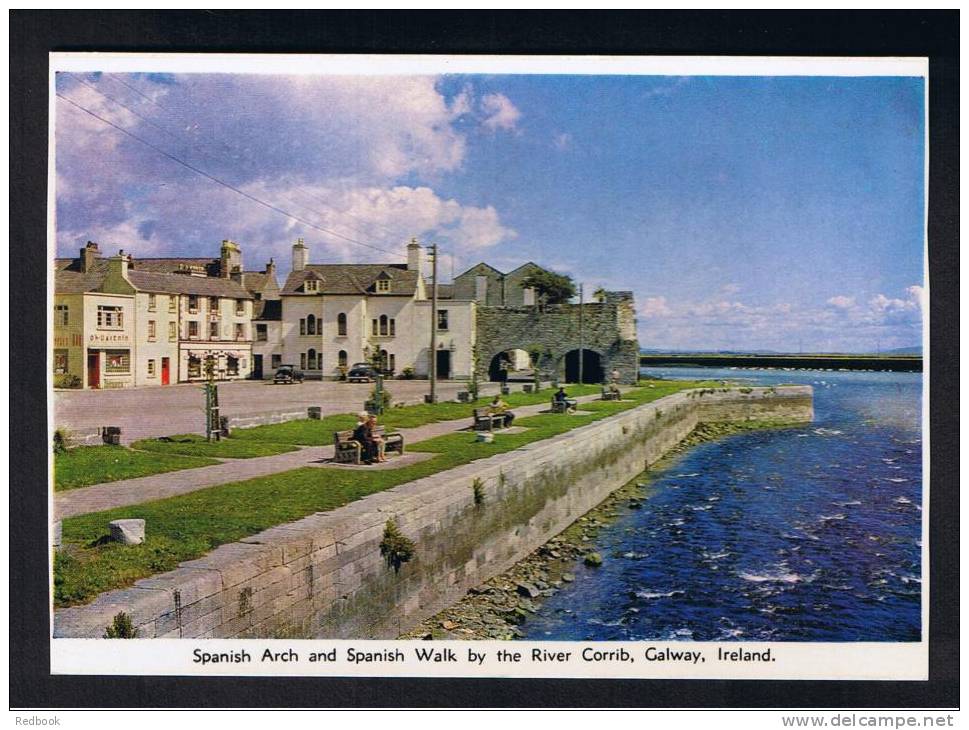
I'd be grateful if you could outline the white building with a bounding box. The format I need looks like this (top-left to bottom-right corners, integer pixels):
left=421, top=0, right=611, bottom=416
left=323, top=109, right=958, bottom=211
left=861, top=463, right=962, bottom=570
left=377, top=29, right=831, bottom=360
left=276, top=239, right=476, bottom=380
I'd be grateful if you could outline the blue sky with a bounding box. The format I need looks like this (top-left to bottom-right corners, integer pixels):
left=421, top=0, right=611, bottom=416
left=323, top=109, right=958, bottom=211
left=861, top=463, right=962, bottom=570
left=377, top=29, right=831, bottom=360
left=55, top=72, right=925, bottom=352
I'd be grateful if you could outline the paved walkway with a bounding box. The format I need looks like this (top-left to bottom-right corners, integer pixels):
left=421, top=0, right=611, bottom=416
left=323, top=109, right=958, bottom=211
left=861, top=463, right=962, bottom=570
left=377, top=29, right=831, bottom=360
left=55, top=393, right=609, bottom=520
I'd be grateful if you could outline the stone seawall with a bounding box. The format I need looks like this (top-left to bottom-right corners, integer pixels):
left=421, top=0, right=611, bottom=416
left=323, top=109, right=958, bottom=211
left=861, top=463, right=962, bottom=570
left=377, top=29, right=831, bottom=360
left=54, top=385, right=813, bottom=639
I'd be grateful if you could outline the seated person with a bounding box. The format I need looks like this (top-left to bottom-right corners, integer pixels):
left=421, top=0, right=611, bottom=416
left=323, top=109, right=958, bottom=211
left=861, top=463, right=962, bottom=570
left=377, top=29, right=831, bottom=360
left=352, top=412, right=377, bottom=463
left=608, top=382, right=621, bottom=396
left=554, top=387, right=578, bottom=411
left=489, top=395, right=515, bottom=428
left=366, top=414, right=388, bottom=463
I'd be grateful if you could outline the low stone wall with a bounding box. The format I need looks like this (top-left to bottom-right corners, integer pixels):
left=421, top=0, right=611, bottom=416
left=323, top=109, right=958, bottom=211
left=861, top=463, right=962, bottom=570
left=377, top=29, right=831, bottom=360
left=53, top=385, right=813, bottom=639
left=226, top=410, right=309, bottom=430
left=62, top=427, right=107, bottom=449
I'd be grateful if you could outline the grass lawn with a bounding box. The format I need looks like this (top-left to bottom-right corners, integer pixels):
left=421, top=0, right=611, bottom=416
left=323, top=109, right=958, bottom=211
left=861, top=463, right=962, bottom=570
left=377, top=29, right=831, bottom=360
left=131, top=434, right=299, bottom=459
left=55, top=380, right=712, bottom=606
left=227, top=383, right=604, bottom=445
left=54, top=446, right=218, bottom=492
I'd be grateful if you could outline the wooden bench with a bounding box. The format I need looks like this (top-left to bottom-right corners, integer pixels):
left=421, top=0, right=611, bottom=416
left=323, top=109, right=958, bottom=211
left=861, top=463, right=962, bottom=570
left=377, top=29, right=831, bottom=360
left=473, top=407, right=506, bottom=431
left=550, top=398, right=572, bottom=414
left=333, top=426, right=405, bottom=464
left=601, top=387, right=621, bottom=401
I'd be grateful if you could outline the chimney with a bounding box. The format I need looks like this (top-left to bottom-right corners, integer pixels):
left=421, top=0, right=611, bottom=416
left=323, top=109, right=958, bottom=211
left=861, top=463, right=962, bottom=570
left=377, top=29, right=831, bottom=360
left=406, top=237, right=423, bottom=275
left=80, top=241, right=100, bottom=273
left=220, top=239, right=243, bottom=279
left=265, top=257, right=276, bottom=279
left=292, top=238, right=308, bottom=272
left=107, top=250, right=132, bottom=282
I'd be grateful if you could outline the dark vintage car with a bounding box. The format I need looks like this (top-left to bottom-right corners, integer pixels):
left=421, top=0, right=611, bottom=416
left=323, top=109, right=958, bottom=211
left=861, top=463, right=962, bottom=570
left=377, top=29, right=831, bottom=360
left=347, top=362, right=378, bottom=383
left=273, top=364, right=305, bottom=384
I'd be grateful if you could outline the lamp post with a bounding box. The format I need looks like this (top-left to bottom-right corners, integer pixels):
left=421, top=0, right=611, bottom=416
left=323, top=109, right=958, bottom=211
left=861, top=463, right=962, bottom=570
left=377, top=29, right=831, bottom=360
left=427, top=242, right=439, bottom=404
left=578, top=282, right=584, bottom=385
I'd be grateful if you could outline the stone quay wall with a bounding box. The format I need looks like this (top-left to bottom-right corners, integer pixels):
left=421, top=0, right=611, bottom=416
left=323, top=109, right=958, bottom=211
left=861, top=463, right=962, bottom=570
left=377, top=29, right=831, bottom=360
left=53, top=385, right=813, bottom=639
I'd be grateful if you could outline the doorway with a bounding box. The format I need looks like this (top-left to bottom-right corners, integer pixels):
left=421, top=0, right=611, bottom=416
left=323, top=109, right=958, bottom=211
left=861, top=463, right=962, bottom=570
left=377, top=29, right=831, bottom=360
left=435, top=349, right=452, bottom=380
left=253, top=354, right=263, bottom=379
left=161, top=357, right=171, bottom=385
left=564, top=349, right=604, bottom=384
left=87, top=351, right=100, bottom=389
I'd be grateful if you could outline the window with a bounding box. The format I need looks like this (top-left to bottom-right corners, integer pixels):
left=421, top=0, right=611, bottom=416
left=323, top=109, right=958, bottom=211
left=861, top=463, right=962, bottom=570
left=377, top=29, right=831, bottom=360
left=376, top=279, right=390, bottom=293
left=188, top=295, right=199, bottom=313
left=97, top=305, right=123, bottom=330
left=147, top=359, right=156, bottom=377
left=169, top=321, right=177, bottom=342
left=307, top=314, right=316, bottom=336
left=54, top=349, right=69, bottom=375
left=390, top=318, right=396, bottom=336
left=307, top=348, right=317, bottom=370
left=54, top=304, right=69, bottom=326
left=300, top=353, right=307, bottom=370
left=188, top=355, right=201, bottom=378
left=188, top=321, right=199, bottom=339
left=371, top=319, right=378, bottom=336
left=168, top=295, right=177, bottom=313
left=254, top=292, right=262, bottom=301
left=226, top=356, right=239, bottom=376
left=379, top=349, right=388, bottom=371
left=437, top=309, right=449, bottom=331
left=337, top=312, right=347, bottom=336
left=271, top=354, right=282, bottom=369
left=299, top=318, right=306, bottom=335
left=209, top=321, right=219, bottom=339
left=235, top=299, right=245, bottom=315
left=338, top=350, right=347, bottom=367
left=256, top=324, right=267, bottom=341
left=379, top=314, right=388, bottom=336
left=147, top=320, right=156, bottom=341
left=209, top=297, right=219, bottom=313
left=235, top=322, right=245, bottom=340
left=105, top=350, right=130, bottom=373
left=305, top=280, right=318, bottom=293
left=389, top=353, right=396, bottom=372
left=148, top=294, right=156, bottom=311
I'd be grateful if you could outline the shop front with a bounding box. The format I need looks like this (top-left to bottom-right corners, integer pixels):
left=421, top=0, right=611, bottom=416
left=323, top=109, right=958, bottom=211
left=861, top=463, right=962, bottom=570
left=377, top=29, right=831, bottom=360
left=180, top=345, right=252, bottom=382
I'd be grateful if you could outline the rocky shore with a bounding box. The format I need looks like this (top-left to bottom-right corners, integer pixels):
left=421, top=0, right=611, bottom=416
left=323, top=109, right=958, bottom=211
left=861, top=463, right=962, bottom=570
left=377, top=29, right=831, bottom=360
left=402, top=419, right=800, bottom=640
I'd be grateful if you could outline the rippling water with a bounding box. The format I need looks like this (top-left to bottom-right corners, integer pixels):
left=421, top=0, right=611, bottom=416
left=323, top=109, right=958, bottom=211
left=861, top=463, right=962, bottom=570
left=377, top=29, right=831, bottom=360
left=521, top=367, right=923, bottom=642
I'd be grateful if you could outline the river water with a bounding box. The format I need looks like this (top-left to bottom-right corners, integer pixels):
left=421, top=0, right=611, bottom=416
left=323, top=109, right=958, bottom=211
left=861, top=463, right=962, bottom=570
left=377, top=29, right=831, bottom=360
left=521, top=367, right=923, bottom=642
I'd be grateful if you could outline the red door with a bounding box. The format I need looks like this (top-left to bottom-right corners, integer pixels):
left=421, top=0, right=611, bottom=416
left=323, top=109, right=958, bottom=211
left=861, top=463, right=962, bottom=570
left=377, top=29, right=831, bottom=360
left=87, top=352, right=100, bottom=389
left=161, top=357, right=170, bottom=385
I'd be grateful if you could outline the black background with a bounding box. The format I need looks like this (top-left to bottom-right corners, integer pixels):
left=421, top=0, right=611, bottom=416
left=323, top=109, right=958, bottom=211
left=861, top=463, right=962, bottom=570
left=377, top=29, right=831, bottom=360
left=10, top=10, right=959, bottom=709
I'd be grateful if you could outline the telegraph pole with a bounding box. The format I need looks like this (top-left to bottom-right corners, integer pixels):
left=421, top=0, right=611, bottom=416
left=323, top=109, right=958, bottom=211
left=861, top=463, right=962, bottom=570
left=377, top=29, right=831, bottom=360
left=578, top=283, right=584, bottom=385
left=428, top=242, right=438, bottom=403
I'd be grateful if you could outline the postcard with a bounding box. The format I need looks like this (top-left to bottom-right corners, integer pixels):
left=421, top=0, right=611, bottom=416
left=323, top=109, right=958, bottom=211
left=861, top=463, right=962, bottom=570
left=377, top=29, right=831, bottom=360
left=47, top=52, right=928, bottom=681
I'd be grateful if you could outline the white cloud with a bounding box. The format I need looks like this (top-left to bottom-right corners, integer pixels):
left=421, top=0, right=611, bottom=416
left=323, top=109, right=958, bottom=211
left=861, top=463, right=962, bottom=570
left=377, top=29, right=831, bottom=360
left=481, top=93, right=522, bottom=132
left=553, top=132, right=573, bottom=151
left=639, top=296, right=672, bottom=318
left=827, top=295, right=855, bottom=309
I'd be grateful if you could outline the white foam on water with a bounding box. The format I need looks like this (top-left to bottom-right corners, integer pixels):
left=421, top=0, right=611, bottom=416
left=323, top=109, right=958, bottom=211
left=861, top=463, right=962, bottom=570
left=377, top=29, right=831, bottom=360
left=635, top=589, right=685, bottom=600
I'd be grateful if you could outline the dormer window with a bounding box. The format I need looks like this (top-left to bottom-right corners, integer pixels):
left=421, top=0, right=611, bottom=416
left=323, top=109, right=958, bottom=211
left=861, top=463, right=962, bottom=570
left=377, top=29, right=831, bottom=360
left=376, top=279, right=390, bottom=293
left=305, top=279, right=319, bottom=293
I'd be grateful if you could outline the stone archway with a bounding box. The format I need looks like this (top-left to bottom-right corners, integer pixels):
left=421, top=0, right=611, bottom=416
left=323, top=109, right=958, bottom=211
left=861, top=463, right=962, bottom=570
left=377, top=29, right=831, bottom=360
left=563, top=348, right=605, bottom=384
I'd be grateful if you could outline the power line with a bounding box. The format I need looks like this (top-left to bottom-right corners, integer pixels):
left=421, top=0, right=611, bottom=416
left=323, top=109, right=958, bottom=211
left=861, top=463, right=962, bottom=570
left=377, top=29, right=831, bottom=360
left=96, top=73, right=411, bottom=244
left=57, top=91, right=403, bottom=259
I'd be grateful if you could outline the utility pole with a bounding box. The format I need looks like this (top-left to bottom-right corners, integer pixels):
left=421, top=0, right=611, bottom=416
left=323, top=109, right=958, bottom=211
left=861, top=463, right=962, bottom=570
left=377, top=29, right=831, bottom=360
left=428, top=242, right=438, bottom=403
left=578, top=283, right=584, bottom=385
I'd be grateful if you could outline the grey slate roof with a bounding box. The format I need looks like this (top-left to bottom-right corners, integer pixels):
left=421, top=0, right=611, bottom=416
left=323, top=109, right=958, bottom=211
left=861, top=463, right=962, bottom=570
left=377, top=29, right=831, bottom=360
left=281, top=263, right=418, bottom=296
left=53, top=258, right=110, bottom=294
left=131, top=258, right=221, bottom=276
left=126, top=270, right=253, bottom=298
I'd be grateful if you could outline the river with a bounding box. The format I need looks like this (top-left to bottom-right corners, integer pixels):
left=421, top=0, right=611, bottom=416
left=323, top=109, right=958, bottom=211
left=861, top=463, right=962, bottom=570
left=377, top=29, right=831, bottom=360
left=520, top=366, right=923, bottom=642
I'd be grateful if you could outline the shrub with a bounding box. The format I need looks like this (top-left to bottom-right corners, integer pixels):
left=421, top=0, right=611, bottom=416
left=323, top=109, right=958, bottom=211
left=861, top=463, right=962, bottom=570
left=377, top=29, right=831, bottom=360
left=52, top=428, right=70, bottom=455
left=55, top=374, right=82, bottom=389
left=472, top=477, right=485, bottom=506
left=399, top=367, right=415, bottom=380
left=379, top=519, right=415, bottom=573
left=369, top=384, right=393, bottom=411
left=104, top=611, right=138, bottom=639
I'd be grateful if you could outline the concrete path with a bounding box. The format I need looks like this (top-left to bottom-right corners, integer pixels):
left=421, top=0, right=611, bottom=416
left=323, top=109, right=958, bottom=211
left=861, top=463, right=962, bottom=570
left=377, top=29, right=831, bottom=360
left=55, top=393, right=606, bottom=520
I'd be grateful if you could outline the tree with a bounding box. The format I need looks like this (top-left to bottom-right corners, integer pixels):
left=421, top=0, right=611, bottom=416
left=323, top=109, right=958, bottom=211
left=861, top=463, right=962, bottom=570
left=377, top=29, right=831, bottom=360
left=520, top=269, right=576, bottom=304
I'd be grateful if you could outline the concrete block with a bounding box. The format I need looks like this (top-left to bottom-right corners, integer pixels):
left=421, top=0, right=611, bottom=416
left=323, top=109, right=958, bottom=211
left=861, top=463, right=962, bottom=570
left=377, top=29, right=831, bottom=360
left=109, top=519, right=145, bottom=545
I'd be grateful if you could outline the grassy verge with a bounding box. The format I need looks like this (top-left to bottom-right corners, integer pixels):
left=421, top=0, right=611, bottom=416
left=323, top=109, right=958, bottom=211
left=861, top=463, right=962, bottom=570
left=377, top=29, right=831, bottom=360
left=54, top=446, right=218, bottom=492
left=131, top=434, right=299, bottom=459
left=55, top=380, right=710, bottom=606
left=228, top=383, right=604, bottom=445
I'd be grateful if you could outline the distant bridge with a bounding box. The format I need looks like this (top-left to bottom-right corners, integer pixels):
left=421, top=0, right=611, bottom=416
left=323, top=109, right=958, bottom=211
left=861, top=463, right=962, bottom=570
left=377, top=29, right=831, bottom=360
left=639, top=353, right=923, bottom=372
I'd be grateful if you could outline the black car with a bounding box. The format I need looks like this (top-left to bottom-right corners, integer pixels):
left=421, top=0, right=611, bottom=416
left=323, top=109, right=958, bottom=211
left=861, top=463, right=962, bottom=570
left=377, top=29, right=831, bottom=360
left=273, top=364, right=305, bottom=384
left=347, top=362, right=378, bottom=383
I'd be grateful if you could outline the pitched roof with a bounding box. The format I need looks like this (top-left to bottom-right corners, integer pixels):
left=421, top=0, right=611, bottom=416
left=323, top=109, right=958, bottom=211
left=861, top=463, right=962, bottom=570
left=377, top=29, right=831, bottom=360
left=454, top=261, right=505, bottom=279
left=126, top=270, right=253, bottom=298
left=281, top=263, right=418, bottom=296
left=53, top=258, right=111, bottom=294
left=254, top=299, right=282, bottom=321
left=241, top=271, right=276, bottom=295
left=130, top=257, right=221, bottom=276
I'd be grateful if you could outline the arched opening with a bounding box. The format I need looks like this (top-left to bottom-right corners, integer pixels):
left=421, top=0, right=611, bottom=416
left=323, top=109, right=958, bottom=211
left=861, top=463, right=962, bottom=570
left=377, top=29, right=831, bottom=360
left=306, top=314, right=316, bottom=335
left=307, top=348, right=317, bottom=370
left=564, top=349, right=604, bottom=384
left=378, top=349, right=389, bottom=372
left=379, top=315, right=389, bottom=336
left=338, top=350, right=348, bottom=367
left=487, top=348, right=533, bottom=382
left=337, top=312, right=347, bottom=336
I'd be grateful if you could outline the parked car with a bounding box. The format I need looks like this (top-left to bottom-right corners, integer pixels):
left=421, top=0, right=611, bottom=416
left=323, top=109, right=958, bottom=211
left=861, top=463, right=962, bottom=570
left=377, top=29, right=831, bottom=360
left=273, top=364, right=305, bottom=384
left=347, top=362, right=378, bottom=383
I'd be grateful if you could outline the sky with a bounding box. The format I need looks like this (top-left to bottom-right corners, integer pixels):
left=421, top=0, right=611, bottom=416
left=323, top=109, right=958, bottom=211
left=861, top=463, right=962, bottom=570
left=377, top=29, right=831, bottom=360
left=54, top=71, right=925, bottom=353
